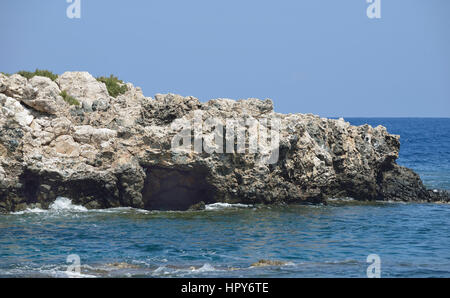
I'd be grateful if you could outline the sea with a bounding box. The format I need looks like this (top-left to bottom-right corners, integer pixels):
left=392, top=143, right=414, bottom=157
left=0, top=118, right=449, bottom=278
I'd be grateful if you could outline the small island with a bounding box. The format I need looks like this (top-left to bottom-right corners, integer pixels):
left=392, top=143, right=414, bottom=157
left=0, top=71, right=448, bottom=213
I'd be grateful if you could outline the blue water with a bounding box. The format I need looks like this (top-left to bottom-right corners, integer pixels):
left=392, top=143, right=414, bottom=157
left=0, top=118, right=449, bottom=278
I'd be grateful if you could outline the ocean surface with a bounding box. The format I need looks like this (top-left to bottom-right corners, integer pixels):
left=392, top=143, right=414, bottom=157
left=0, top=118, right=449, bottom=278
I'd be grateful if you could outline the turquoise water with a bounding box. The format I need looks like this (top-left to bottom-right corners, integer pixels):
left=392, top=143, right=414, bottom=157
left=0, top=118, right=449, bottom=278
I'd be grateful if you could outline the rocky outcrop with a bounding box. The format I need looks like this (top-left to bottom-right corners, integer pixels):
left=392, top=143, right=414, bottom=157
left=0, top=71, right=448, bottom=213
left=57, top=72, right=110, bottom=111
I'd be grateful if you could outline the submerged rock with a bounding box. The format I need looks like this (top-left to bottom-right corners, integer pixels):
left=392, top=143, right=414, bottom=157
left=251, top=260, right=288, bottom=267
left=0, top=71, right=448, bottom=213
left=188, top=201, right=206, bottom=211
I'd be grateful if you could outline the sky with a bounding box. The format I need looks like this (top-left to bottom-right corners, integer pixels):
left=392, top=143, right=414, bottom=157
left=0, top=0, right=449, bottom=117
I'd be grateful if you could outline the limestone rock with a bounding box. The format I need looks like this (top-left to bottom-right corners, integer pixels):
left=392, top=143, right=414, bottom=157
left=51, top=117, right=73, bottom=137
left=73, top=125, right=117, bottom=144
left=0, top=94, right=34, bottom=127
left=57, top=71, right=110, bottom=109
left=141, top=93, right=202, bottom=126
left=52, top=135, right=81, bottom=157
left=113, top=84, right=146, bottom=127
left=0, top=74, right=37, bottom=100
left=22, top=98, right=60, bottom=115
left=0, top=166, right=5, bottom=181
left=22, top=76, right=65, bottom=114
left=0, top=71, right=447, bottom=213
left=29, top=76, right=61, bottom=102
left=0, top=73, right=8, bottom=93
left=80, top=144, right=98, bottom=160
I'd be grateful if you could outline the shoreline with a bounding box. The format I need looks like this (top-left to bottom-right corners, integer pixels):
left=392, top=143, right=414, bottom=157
left=1, top=71, right=449, bottom=213
left=4, top=195, right=450, bottom=216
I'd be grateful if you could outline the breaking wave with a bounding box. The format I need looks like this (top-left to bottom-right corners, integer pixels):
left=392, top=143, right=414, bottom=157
left=10, top=197, right=152, bottom=215
left=205, top=203, right=252, bottom=210
left=49, top=197, right=88, bottom=212
left=11, top=197, right=87, bottom=214
left=10, top=198, right=257, bottom=216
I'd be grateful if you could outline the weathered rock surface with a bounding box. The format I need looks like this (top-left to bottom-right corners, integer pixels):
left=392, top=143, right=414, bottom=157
left=0, top=71, right=448, bottom=213
left=56, top=72, right=110, bottom=110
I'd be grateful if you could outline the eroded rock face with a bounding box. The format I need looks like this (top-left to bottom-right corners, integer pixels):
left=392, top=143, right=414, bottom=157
left=0, top=74, right=37, bottom=100
left=0, top=71, right=448, bottom=213
left=0, top=94, right=34, bottom=126
left=56, top=72, right=110, bottom=110
left=27, top=76, right=65, bottom=114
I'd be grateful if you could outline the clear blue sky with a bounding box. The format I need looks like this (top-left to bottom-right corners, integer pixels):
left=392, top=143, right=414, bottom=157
left=1, top=0, right=449, bottom=117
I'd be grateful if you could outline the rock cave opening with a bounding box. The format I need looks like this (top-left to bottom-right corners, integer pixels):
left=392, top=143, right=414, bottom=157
left=142, top=166, right=216, bottom=211
left=19, top=169, right=40, bottom=204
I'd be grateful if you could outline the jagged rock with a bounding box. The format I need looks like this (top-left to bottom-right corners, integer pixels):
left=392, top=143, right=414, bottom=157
left=112, top=83, right=146, bottom=127
left=25, top=99, right=58, bottom=114
left=73, top=125, right=117, bottom=144
left=0, top=94, right=34, bottom=127
left=80, top=144, right=98, bottom=160
left=188, top=201, right=206, bottom=211
left=0, top=74, right=65, bottom=115
left=30, top=129, right=54, bottom=146
left=52, top=135, right=81, bottom=157
left=51, top=117, right=73, bottom=137
left=141, top=93, right=202, bottom=126
left=0, top=74, right=37, bottom=100
left=91, top=99, right=110, bottom=112
left=0, top=71, right=448, bottom=213
left=0, top=74, right=8, bottom=93
left=23, top=76, right=65, bottom=114
left=378, top=164, right=430, bottom=202
left=428, top=190, right=450, bottom=203
left=0, top=166, right=5, bottom=181
left=29, top=76, right=61, bottom=103
left=56, top=71, right=110, bottom=109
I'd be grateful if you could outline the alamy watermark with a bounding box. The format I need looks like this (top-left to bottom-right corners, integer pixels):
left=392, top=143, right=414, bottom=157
left=367, top=0, right=381, bottom=19
left=66, top=0, right=81, bottom=19
left=170, top=111, right=281, bottom=165
left=366, top=254, right=381, bottom=278
left=66, top=254, right=81, bottom=276
left=65, top=1, right=380, bottom=21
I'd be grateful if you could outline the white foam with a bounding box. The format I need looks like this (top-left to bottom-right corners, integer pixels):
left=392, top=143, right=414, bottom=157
left=11, top=199, right=253, bottom=215
left=44, top=270, right=96, bottom=278
left=153, top=266, right=169, bottom=274
left=63, top=271, right=97, bottom=278
left=49, top=197, right=88, bottom=212
left=192, top=263, right=217, bottom=272
left=11, top=208, right=47, bottom=215
left=10, top=199, right=155, bottom=215
left=327, top=197, right=355, bottom=202
left=152, top=263, right=220, bottom=276
left=2, top=266, right=98, bottom=278
left=91, top=207, right=150, bottom=214
left=205, top=203, right=252, bottom=211
left=11, top=197, right=87, bottom=215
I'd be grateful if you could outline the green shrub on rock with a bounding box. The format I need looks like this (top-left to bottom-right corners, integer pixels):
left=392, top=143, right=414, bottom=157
left=96, top=74, right=128, bottom=98
left=60, top=90, right=80, bottom=106
left=17, top=69, right=58, bottom=81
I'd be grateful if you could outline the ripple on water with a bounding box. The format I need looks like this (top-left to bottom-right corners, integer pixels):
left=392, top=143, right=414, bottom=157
left=1, top=201, right=450, bottom=277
